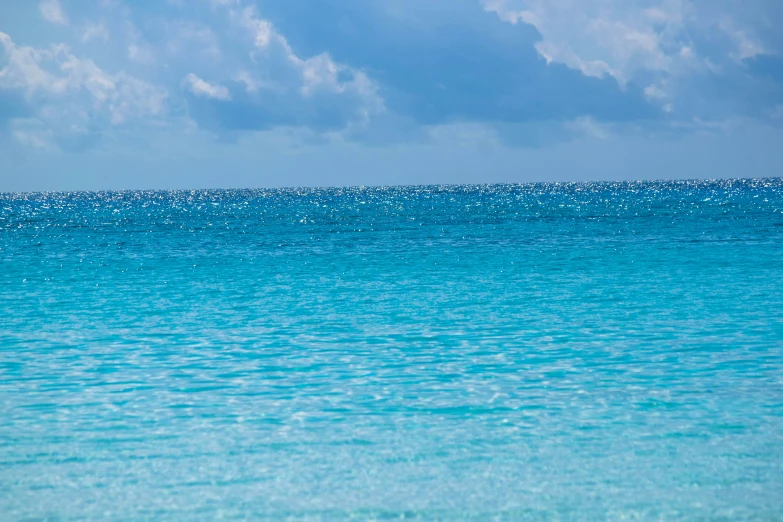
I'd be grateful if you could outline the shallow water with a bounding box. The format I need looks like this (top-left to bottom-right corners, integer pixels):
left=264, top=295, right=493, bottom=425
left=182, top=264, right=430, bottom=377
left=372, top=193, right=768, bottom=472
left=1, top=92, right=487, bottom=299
left=1, top=180, right=782, bottom=520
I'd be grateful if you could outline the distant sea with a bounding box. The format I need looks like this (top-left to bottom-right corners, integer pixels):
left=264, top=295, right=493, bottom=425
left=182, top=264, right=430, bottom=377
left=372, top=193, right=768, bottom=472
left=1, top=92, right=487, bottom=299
left=1, top=179, right=782, bottom=520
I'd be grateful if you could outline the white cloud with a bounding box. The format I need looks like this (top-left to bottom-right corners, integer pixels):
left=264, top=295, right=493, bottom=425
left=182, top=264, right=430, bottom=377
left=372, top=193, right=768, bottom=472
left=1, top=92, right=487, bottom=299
left=165, top=22, right=221, bottom=61
left=0, top=32, right=167, bottom=147
left=234, top=70, right=261, bottom=92
left=482, top=0, right=688, bottom=84
left=182, top=73, right=231, bottom=100
left=176, top=1, right=385, bottom=134
left=718, top=18, right=765, bottom=61
left=127, top=44, right=155, bottom=65
left=566, top=116, right=611, bottom=140
left=0, top=33, right=58, bottom=94
left=643, top=82, right=673, bottom=111
left=236, top=6, right=274, bottom=49
left=13, top=123, right=53, bottom=150
left=124, top=22, right=155, bottom=65
left=39, top=0, right=68, bottom=25
left=482, top=0, right=769, bottom=85
left=82, top=22, right=111, bottom=43
left=231, top=5, right=381, bottom=105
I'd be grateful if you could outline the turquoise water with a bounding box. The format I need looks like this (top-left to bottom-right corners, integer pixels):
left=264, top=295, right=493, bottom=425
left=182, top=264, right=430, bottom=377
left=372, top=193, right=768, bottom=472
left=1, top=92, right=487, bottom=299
left=1, top=179, right=782, bottom=520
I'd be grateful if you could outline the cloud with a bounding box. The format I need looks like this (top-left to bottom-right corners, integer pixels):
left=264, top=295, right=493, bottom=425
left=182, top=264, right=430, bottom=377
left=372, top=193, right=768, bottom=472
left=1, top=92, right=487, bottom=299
left=0, top=31, right=167, bottom=149
left=242, top=0, right=662, bottom=129
left=566, top=116, right=611, bottom=140
left=39, top=0, right=68, bottom=26
left=2, top=0, right=782, bottom=155
left=127, top=44, right=155, bottom=64
left=718, top=18, right=765, bottom=61
left=124, top=21, right=155, bottom=65
left=181, top=2, right=385, bottom=135
left=82, top=22, right=110, bottom=44
left=182, top=73, right=230, bottom=100
left=165, top=21, right=221, bottom=61
left=481, top=0, right=772, bottom=84
left=482, top=0, right=691, bottom=85
left=479, top=0, right=783, bottom=122
left=233, top=5, right=381, bottom=104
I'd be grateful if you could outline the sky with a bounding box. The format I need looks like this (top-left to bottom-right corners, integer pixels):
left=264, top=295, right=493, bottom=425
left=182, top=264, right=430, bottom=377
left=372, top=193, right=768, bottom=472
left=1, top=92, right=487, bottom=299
left=1, top=0, right=782, bottom=191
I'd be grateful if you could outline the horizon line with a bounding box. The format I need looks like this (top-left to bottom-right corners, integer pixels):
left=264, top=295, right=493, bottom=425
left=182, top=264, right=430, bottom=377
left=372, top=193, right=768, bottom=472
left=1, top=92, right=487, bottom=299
left=2, top=175, right=781, bottom=197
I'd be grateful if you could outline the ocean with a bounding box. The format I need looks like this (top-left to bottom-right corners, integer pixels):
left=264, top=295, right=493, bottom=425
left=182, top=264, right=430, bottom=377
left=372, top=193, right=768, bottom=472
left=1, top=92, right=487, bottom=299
left=1, top=179, right=782, bottom=520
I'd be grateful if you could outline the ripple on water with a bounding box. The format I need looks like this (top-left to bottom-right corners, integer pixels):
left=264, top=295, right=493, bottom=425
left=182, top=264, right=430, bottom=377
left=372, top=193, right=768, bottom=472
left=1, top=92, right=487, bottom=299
left=1, top=180, right=782, bottom=520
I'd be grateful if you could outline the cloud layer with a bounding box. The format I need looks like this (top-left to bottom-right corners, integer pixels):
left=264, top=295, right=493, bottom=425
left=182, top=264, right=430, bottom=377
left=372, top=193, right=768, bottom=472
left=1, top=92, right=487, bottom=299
left=0, top=0, right=781, bottom=184
left=180, top=3, right=385, bottom=135
left=482, top=0, right=783, bottom=117
left=0, top=30, right=165, bottom=150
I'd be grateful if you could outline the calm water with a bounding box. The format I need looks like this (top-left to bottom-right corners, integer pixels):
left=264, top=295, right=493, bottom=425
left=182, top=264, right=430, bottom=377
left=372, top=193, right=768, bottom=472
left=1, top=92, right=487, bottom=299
left=1, top=180, right=782, bottom=520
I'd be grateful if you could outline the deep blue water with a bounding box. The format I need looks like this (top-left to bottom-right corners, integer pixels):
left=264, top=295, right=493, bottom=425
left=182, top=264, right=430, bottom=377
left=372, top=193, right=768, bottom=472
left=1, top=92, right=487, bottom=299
left=1, top=179, right=782, bottom=520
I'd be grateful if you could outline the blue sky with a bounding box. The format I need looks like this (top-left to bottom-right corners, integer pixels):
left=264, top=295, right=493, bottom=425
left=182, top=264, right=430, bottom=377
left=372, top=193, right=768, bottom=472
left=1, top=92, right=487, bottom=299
left=1, top=0, right=782, bottom=191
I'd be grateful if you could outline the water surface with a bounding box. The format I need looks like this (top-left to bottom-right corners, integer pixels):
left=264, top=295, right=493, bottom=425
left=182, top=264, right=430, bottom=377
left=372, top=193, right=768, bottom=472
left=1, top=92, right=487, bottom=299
left=1, top=180, right=782, bottom=520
